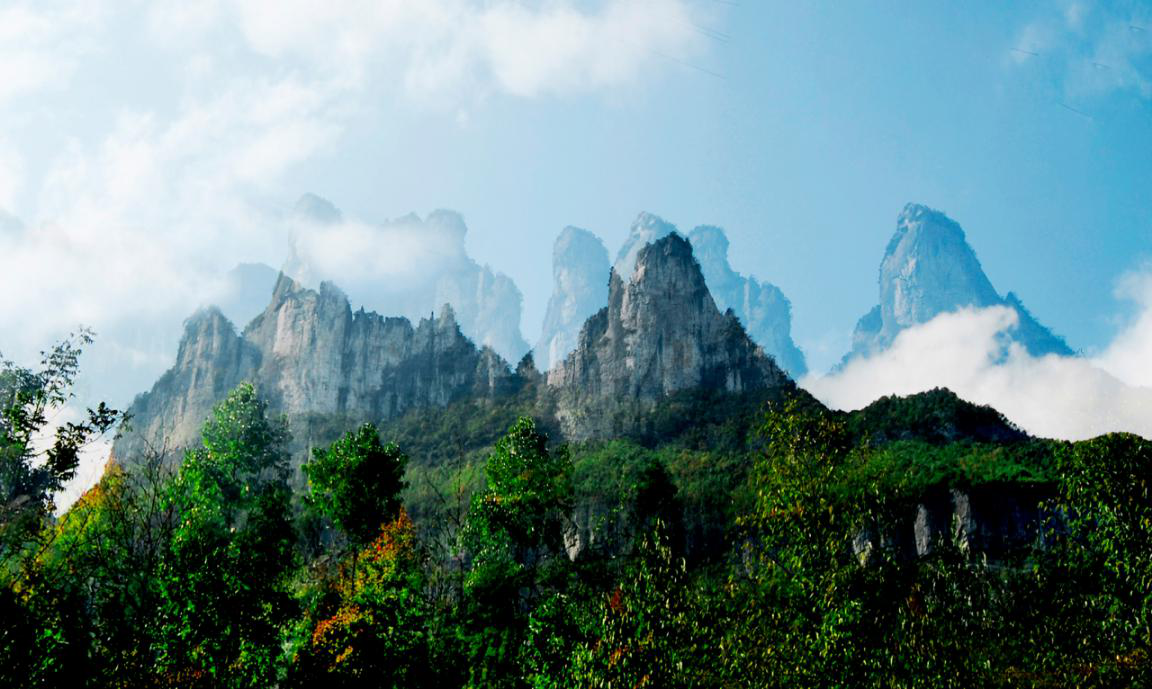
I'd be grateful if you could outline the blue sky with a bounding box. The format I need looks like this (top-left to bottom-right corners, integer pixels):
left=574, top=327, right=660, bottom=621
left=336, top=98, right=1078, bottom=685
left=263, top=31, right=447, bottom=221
left=2, top=0, right=1150, bottom=377
left=289, top=0, right=1152, bottom=371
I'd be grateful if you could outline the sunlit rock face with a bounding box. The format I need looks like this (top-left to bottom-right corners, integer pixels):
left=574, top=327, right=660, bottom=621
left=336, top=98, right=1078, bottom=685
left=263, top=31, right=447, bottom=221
left=687, top=225, right=807, bottom=378
left=549, top=234, right=794, bottom=440
left=844, top=203, right=1072, bottom=365
left=114, top=273, right=514, bottom=473
left=284, top=194, right=530, bottom=364
left=534, top=226, right=610, bottom=372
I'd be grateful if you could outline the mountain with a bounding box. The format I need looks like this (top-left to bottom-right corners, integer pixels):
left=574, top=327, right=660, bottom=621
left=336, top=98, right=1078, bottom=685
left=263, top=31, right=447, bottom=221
left=284, top=194, right=530, bottom=364
left=612, top=212, right=678, bottom=280
left=609, top=213, right=807, bottom=377
left=114, top=273, right=516, bottom=475
left=534, top=227, right=610, bottom=372
left=845, top=203, right=1072, bottom=364
left=687, top=225, right=808, bottom=377
left=548, top=233, right=795, bottom=440
left=117, top=231, right=799, bottom=465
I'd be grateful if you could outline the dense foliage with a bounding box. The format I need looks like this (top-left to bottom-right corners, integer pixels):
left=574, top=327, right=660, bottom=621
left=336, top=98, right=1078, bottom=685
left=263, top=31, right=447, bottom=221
left=2, top=341, right=1151, bottom=687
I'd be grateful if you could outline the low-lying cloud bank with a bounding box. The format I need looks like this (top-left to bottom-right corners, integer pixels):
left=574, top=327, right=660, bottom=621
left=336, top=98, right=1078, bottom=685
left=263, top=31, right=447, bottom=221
left=803, top=269, right=1152, bottom=441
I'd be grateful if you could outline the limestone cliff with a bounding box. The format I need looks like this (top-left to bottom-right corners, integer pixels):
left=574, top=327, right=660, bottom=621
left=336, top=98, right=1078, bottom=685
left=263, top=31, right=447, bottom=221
left=114, top=274, right=515, bottom=474
left=548, top=234, right=795, bottom=440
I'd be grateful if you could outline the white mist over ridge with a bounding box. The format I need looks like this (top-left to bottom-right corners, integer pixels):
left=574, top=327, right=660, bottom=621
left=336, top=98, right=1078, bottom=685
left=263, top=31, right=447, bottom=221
left=804, top=268, right=1152, bottom=441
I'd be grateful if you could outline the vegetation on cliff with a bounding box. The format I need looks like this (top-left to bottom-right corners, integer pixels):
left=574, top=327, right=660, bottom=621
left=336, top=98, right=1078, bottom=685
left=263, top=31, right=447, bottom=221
left=2, top=337, right=1150, bottom=687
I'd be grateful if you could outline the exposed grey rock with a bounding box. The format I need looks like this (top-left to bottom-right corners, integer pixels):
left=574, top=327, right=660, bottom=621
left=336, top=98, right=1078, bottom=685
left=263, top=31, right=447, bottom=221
left=688, top=225, right=808, bottom=377
left=116, top=307, right=261, bottom=461
left=612, top=212, right=678, bottom=281
left=851, top=485, right=1052, bottom=564
left=844, top=203, right=1072, bottom=365
left=534, top=227, right=610, bottom=371
left=548, top=233, right=794, bottom=440
left=114, top=273, right=516, bottom=477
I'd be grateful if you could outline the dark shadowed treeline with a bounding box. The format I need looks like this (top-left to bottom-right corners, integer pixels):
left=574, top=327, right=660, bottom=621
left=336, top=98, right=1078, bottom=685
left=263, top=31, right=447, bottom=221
left=2, top=336, right=1150, bottom=687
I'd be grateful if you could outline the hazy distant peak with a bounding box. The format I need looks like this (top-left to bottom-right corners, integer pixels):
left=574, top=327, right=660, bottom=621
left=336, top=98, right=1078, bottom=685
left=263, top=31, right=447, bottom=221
left=554, top=226, right=608, bottom=265
left=685, top=224, right=808, bottom=377
left=614, top=211, right=680, bottom=280
left=293, top=193, right=343, bottom=225
left=425, top=209, right=468, bottom=243
left=535, top=225, right=611, bottom=371
left=842, top=203, right=1072, bottom=367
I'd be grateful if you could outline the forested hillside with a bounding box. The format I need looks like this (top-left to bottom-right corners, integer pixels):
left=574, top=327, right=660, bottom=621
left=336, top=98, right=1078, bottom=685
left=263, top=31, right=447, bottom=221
left=3, top=333, right=1150, bottom=687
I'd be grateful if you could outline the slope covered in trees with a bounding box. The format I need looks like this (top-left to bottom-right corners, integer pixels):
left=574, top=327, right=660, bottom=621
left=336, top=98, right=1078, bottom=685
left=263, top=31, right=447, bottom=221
left=3, top=335, right=1151, bottom=686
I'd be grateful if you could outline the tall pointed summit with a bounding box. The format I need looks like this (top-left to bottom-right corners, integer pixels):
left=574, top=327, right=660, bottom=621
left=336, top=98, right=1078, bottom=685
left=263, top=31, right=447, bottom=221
left=844, top=203, right=1072, bottom=364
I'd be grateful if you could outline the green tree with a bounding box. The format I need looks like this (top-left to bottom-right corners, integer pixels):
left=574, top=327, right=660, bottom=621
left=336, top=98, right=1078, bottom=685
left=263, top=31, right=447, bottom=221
left=287, top=509, right=439, bottom=688
left=155, top=383, right=297, bottom=688
left=305, top=423, right=407, bottom=548
left=0, top=331, right=120, bottom=687
left=1, top=330, right=119, bottom=564
left=462, top=417, right=573, bottom=688
left=39, top=453, right=178, bottom=687
left=1029, top=433, right=1152, bottom=684
left=527, top=523, right=714, bottom=689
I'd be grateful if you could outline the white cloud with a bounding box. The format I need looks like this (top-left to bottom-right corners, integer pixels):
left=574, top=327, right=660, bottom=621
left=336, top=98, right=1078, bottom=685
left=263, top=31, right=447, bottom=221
left=1094, top=265, right=1152, bottom=387
left=145, top=0, right=704, bottom=102
left=0, top=0, right=708, bottom=366
left=803, top=279, right=1152, bottom=441
left=0, top=0, right=710, bottom=512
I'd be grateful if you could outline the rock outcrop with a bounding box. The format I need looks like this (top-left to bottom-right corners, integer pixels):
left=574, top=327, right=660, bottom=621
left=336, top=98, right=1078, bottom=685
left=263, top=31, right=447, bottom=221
left=284, top=194, right=530, bottom=364
left=844, top=204, right=1072, bottom=364
left=612, top=212, right=678, bottom=281
left=688, top=225, right=807, bottom=377
left=852, top=484, right=1054, bottom=565
left=549, top=234, right=794, bottom=440
left=114, top=274, right=516, bottom=475
left=534, top=227, right=610, bottom=371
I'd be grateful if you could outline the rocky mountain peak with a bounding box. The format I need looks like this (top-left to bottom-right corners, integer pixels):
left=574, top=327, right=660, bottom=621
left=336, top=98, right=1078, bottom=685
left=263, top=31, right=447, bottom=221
left=425, top=209, right=469, bottom=254
left=880, top=203, right=1000, bottom=332
left=293, top=192, right=343, bottom=225
left=844, top=203, right=1072, bottom=364
left=176, top=307, right=239, bottom=369
left=116, top=278, right=516, bottom=474
left=613, top=211, right=678, bottom=280
left=549, top=233, right=793, bottom=439
left=534, top=226, right=610, bottom=371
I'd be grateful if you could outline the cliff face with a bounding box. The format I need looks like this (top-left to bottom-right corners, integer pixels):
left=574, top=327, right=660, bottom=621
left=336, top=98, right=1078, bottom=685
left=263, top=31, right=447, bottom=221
left=688, top=225, right=808, bottom=378
left=845, top=204, right=1072, bottom=364
left=612, top=212, right=678, bottom=281
left=118, top=307, right=262, bottom=459
left=534, top=227, right=610, bottom=372
left=548, top=234, right=794, bottom=440
left=114, top=274, right=515, bottom=473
